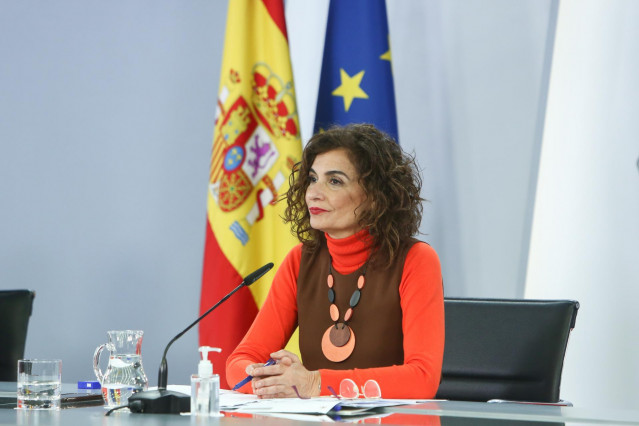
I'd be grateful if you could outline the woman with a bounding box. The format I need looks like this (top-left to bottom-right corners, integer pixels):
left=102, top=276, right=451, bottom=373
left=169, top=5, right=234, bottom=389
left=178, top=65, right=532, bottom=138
left=226, top=124, right=444, bottom=399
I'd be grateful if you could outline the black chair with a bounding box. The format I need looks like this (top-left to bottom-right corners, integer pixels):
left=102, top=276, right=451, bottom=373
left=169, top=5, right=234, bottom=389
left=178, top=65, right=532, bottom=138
left=436, top=297, right=579, bottom=403
left=0, top=290, right=36, bottom=382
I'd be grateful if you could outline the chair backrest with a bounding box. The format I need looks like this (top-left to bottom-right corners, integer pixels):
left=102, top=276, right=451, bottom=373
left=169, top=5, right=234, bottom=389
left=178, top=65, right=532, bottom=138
left=435, top=298, right=579, bottom=403
left=0, top=290, right=36, bottom=381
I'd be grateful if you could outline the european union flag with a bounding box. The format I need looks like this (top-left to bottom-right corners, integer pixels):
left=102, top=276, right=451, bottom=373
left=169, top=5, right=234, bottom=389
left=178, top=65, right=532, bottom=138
left=314, top=0, right=398, bottom=142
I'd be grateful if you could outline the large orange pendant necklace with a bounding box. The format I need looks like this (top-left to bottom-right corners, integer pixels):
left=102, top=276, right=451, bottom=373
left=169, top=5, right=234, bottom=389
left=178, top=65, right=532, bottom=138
left=321, top=258, right=367, bottom=362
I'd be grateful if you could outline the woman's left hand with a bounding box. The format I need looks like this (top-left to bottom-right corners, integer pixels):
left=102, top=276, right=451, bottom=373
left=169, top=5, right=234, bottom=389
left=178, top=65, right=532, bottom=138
left=250, top=350, right=321, bottom=398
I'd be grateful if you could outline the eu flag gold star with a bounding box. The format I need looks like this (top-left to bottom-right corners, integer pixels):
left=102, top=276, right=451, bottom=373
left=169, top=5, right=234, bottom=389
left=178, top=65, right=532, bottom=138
left=331, top=68, right=369, bottom=112
left=380, top=35, right=392, bottom=62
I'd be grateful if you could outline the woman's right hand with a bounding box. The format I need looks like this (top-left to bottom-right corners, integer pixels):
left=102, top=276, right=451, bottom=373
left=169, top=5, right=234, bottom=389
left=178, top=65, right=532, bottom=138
left=248, top=351, right=321, bottom=398
left=245, top=362, right=266, bottom=376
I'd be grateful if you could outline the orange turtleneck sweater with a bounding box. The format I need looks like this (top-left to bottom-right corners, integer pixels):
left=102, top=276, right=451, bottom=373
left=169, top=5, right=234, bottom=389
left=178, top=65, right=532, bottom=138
left=226, top=231, right=444, bottom=398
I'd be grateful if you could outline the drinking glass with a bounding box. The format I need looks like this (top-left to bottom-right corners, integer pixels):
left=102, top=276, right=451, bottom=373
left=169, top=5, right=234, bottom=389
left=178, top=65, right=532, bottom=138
left=17, top=359, right=62, bottom=410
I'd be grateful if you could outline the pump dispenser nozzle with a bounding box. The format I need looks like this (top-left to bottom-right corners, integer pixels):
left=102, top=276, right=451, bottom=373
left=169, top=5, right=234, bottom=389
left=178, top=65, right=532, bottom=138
left=197, top=346, right=221, bottom=378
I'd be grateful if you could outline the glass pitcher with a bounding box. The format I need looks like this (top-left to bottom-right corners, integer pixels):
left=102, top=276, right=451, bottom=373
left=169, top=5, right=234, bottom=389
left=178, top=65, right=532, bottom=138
left=93, top=330, right=148, bottom=407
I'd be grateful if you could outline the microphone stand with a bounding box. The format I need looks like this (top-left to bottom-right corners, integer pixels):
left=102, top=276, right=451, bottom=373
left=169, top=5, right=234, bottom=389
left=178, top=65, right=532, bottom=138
left=127, top=263, right=274, bottom=414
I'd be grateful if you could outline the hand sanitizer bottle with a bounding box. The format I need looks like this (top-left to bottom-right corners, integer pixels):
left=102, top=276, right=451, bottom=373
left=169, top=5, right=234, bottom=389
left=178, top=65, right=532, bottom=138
left=191, top=346, right=221, bottom=416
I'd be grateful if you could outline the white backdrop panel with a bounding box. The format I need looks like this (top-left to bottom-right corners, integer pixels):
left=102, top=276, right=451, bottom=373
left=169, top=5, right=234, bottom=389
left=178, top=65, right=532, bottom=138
left=526, top=0, right=639, bottom=408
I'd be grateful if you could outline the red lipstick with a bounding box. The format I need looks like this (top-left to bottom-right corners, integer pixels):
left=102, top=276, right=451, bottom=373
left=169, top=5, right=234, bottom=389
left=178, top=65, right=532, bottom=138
left=309, top=207, right=327, bottom=215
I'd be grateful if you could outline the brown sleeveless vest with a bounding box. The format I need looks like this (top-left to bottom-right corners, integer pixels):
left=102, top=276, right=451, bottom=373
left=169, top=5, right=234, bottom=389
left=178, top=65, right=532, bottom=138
left=297, top=239, right=417, bottom=370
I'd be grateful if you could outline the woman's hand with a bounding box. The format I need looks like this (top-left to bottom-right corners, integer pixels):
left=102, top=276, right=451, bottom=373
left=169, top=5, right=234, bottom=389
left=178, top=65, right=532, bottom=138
left=247, top=350, right=321, bottom=398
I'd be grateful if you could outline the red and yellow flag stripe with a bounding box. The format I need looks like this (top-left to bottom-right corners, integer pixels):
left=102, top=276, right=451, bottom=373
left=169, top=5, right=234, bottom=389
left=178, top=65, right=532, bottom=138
left=199, top=0, right=302, bottom=388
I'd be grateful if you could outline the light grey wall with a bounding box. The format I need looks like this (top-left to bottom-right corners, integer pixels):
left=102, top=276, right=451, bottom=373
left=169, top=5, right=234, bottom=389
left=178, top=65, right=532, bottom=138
left=2, top=0, right=552, bottom=386
left=1, top=1, right=227, bottom=385
left=389, top=0, right=554, bottom=298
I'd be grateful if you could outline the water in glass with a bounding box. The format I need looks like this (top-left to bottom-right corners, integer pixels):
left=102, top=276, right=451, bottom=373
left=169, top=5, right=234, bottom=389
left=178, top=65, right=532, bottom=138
left=17, top=381, right=61, bottom=410
left=94, top=330, right=148, bottom=408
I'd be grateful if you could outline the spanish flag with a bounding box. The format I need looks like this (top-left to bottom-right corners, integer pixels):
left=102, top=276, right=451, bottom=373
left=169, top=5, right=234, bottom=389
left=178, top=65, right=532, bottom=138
left=199, top=0, right=302, bottom=388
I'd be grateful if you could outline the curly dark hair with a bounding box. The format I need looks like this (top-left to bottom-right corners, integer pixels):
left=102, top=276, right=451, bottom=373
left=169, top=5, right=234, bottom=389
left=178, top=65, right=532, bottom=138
left=283, top=123, right=424, bottom=267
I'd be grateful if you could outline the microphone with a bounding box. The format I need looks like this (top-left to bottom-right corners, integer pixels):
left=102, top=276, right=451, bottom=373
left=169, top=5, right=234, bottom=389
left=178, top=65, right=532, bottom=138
left=127, top=262, right=274, bottom=414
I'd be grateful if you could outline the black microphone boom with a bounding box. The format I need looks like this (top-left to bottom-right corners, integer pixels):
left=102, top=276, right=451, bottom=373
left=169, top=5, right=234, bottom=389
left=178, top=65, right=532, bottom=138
left=157, top=262, right=273, bottom=389
left=127, top=262, right=274, bottom=414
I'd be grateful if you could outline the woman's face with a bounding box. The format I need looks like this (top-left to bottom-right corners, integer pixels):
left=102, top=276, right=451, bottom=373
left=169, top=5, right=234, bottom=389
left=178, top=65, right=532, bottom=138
left=305, top=148, right=367, bottom=239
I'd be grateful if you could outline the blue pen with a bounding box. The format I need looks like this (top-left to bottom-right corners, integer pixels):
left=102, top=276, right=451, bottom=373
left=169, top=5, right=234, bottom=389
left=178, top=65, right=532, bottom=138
left=232, top=358, right=276, bottom=391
